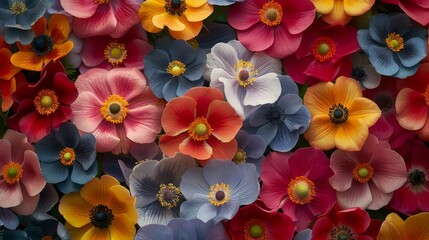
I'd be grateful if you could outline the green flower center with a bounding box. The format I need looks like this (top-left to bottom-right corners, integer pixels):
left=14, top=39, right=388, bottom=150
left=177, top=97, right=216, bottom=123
left=318, top=43, right=330, bottom=55
left=250, top=225, right=263, bottom=238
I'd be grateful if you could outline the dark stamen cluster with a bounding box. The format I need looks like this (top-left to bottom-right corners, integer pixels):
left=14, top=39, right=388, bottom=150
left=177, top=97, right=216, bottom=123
left=329, top=103, right=349, bottom=124
left=164, top=0, right=186, bottom=16
left=89, top=204, right=114, bottom=229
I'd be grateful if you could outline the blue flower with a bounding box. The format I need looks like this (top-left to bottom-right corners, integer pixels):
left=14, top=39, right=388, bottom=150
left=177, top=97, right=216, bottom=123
left=179, top=160, right=259, bottom=223
left=135, top=218, right=227, bottom=240
left=129, top=153, right=197, bottom=226
left=233, top=130, right=265, bottom=176
left=22, top=218, right=70, bottom=240
left=195, top=22, right=236, bottom=53
left=242, top=75, right=311, bottom=152
left=357, top=13, right=428, bottom=79
left=144, top=37, right=206, bottom=101
left=35, top=122, right=97, bottom=194
left=0, top=208, right=19, bottom=230
left=0, top=229, right=30, bottom=240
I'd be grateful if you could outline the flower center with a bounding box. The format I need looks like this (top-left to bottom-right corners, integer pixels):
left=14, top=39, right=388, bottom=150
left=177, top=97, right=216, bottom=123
left=386, top=33, right=404, bottom=52
left=100, top=94, right=129, bottom=124
left=312, top=37, right=336, bottom=62
left=9, top=0, right=27, bottom=15
left=208, top=183, right=231, bottom=206
left=330, top=226, right=354, bottom=240
left=328, top=103, right=349, bottom=124
left=31, top=35, right=54, bottom=56
left=164, top=0, right=187, bottom=16
left=351, top=67, right=367, bottom=83
left=408, top=169, right=426, bottom=186
left=59, top=147, right=76, bottom=166
left=234, top=60, right=258, bottom=87
left=89, top=204, right=114, bottom=229
left=352, top=162, right=374, bottom=183
left=33, top=89, right=60, bottom=115
left=266, top=104, right=285, bottom=125
left=374, top=94, right=394, bottom=112
left=41, top=236, right=54, bottom=240
left=166, top=60, right=186, bottom=77
left=1, top=162, right=23, bottom=185
left=104, top=42, right=127, bottom=66
left=244, top=219, right=269, bottom=240
left=95, top=0, right=110, bottom=4
left=259, top=1, right=283, bottom=27
left=188, top=117, right=213, bottom=141
left=156, top=183, right=182, bottom=209
left=287, top=176, right=316, bottom=205
left=233, top=148, right=247, bottom=164
left=423, top=85, right=429, bottom=106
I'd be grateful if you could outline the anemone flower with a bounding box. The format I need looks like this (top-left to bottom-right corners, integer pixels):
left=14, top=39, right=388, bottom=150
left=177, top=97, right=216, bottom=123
left=159, top=87, right=242, bottom=160
left=10, top=14, right=74, bottom=71
left=303, top=76, right=381, bottom=151
left=23, top=218, right=70, bottom=240
left=206, top=40, right=282, bottom=118
left=0, top=46, right=22, bottom=112
left=180, top=160, right=259, bottom=223
left=378, top=212, right=429, bottom=240
left=71, top=67, right=164, bottom=154
left=351, top=51, right=381, bottom=90
left=59, top=175, right=138, bottom=240
left=381, top=0, right=429, bottom=27
left=7, top=60, right=78, bottom=143
left=228, top=0, right=315, bottom=58
left=232, top=130, right=265, bottom=176
left=312, top=0, right=375, bottom=25
left=129, top=153, right=196, bottom=226
left=0, top=130, right=46, bottom=215
left=260, top=147, right=336, bottom=231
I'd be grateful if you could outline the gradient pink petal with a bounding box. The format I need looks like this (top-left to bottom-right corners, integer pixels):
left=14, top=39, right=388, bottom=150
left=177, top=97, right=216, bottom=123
left=370, top=149, right=407, bottom=193
left=72, top=5, right=117, bottom=38
left=264, top=25, right=302, bottom=58
left=329, top=150, right=355, bottom=192
left=289, top=147, right=332, bottom=180
left=74, top=68, right=111, bottom=98
left=282, top=0, right=315, bottom=34
left=124, top=104, right=162, bottom=144
left=107, top=68, right=146, bottom=100
left=92, top=121, right=120, bottom=152
left=60, top=0, right=98, bottom=18
left=11, top=188, right=40, bottom=215
left=123, top=39, right=152, bottom=69
left=0, top=181, right=23, bottom=208
left=21, top=151, right=46, bottom=196
left=237, top=24, right=274, bottom=52
left=19, top=113, right=51, bottom=143
left=2, top=130, right=33, bottom=164
left=399, top=0, right=429, bottom=26
left=81, top=36, right=110, bottom=67
left=304, top=59, right=341, bottom=82
left=227, top=1, right=261, bottom=31
left=109, top=0, right=140, bottom=38
left=71, top=91, right=104, bottom=133
left=396, top=88, right=428, bottom=130
left=337, top=183, right=372, bottom=209
left=367, top=182, right=393, bottom=210
left=0, top=140, right=12, bottom=166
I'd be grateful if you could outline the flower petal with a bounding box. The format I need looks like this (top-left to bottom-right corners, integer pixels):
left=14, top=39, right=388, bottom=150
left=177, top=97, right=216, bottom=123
left=71, top=91, right=104, bottom=133
left=60, top=0, right=98, bottom=18
left=58, top=193, right=92, bottom=228
left=304, top=115, right=336, bottom=151
left=207, top=100, right=242, bottom=142
left=161, top=96, right=196, bottom=136
left=336, top=182, right=372, bottom=209
left=179, top=137, right=213, bottom=160
left=396, top=88, right=428, bottom=131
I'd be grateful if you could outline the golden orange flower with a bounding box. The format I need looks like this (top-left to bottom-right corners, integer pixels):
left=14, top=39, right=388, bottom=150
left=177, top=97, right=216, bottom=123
left=10, top=14, right=74, bottom=71
left=312, top=0, right=375, bottom=25
left=138, top=0, right=213, bottom=40
left=59, top=175, right=138, bottom=240
left=303, top=76, right=381, bottom=151
left=377, top=212, right=429, bottom=240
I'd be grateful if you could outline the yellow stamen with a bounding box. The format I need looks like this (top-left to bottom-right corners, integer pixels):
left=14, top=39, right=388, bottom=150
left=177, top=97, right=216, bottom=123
left=33, top=89, right=60, bottom=115
left=312, top=37, right=336, bottom=62
left=104, top=42, right=127, bottom=66
left=9, top=1, right=27, bottom=15
left=208, top=183, right=231, bottom=206
left=95, top=0, right=110, bottom=4
left=59, top=147, right=76, bottom=166
left=287, top=176, right=316, bottom=205
left=352, top=162, right=374, bottom=183
left=234, top=60, right=258, bottom=87
left=233, top=148, right=247, bottom=164
left=100, top=94, right=129, bottom=124
left=1, top=162, right=23, bottom=185
left=156, top=183, right=182, bottom=209
left=188, top=117, right=213, bottom=141
left=166, top=60, right=186, bottom=77
left=386, top=33, right=404, bottom=52
left=259, top=1, right=283, bottom=27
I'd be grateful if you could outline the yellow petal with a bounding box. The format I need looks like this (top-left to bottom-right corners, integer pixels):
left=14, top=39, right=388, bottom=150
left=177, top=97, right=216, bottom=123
left=184, top=4, right=214, bottom=22
left=45, top=41, right=74, bottom=61
left=312, top=0, right=335, bottom=14
left=348, top=97, right=381, bottom=126
left=169, top=16, right=203, bottom=40
left=343, top=0, right=374, bottom=16
left=377, top=213, right=405, bottom=240
left=304, top=81, right=335, bottom=117
left=80, top=175, right=120, bottom=206
left=404, top=212, right=429, bottom=240
left=335, top=118, right=368, bottom=151
left=333, top=76, right=362, bottom=107
left=65, top=222, right=92, bottom=240
left=187, top=0, right=208, bottom=8
left=59, top=193, right=92, bottom=228
left=10, top=51, right=44, bottom=71
left=138, top=0, right=165, bottom=33
left=109, top=214, right=136, bottom=240
left=321, top=0, right=353, bottom=25
left=81, top=226, right=111, bottom=240
left=304, top=115, right=336, bottom=150
left=152, top=12, right=186, bottom=31
left=109, top=185, right=138, bottom=223
left=48, top=14, right=71, bottom=44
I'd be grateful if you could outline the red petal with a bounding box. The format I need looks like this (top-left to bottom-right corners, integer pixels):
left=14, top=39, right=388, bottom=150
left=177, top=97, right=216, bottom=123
left=207, top=100, right=242, bottom=142
left=206, top=137, right=237, bottom=160
left=159, top=133, right=188, bottom=157
left=396, top=88, right=428, bottom=131
left=184, top=87, right=224, bottom=117
left=178, top=137, right=212, bottom=160
left=162, top=96, right=196, bottom=136
left=337, top=208, right=370, bottom=233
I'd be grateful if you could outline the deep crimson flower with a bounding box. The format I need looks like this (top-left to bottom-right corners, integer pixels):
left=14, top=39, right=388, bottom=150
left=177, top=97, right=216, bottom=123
left=8, top=61, right=78, bottom=142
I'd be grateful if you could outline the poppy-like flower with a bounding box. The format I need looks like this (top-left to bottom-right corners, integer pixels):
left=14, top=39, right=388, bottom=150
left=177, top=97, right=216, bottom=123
left=381, top=0, right=429, bottom=27
left=180, top=160, right=259, bottom=223
left=303, top=76, right=381, bottom=151
left=312, top=204, right=381, bottom=240
left=330, top=134, right=407, bottom=210
left=206, top=40, right=282, bottom=118
left=377, top=212, right=429, bottom=240
left=59, top=175, right=138, bottom=240
left=227, top=0, right=315, bottom=58
left=260, top=147, right=336, bottom=231
left=144, top=37, right=206, bottom=101
left=243, top=75, right=311, bottom=152
left=0, top=130, right=46, bottom=215
left=71, top=67, right=164, bottom=154
left=357, top=13, right=428, bottom=79
left=35, top=122, right=97, bottom=194
left=80, top=25, right=153, bottom=73
left=312, top=0, right=375, bottom=25
left=7, top=61, right=78, bottom=143
left=283, top=20, right=360, bottom=85
left=351, top=51, right=381, bottom=90
left=224, top=201, right=296, bottom=240
left=135, top=218, right=227, bottom=240
left=60, top=0, right=140, bottom=38
left=138, top=0, right=213, bottom=40
left=0, top=46, right=22, bottom=112
left=232, top=130, right=265, bottom=176
left=159, top=87, right=242, bottom=160
left=129, top=153, right=196, bottom=226
left=10, top=15, right=74, bottom=71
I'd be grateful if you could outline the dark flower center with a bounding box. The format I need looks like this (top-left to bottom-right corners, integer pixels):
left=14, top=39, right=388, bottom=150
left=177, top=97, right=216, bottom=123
left=331, top=226, right=354, bottom=240
left=266, top=105, right=285, bottom=125
left=31, top=35, right=54, bottom=56
left=157, top=183, right=182, bottom=209
left=233, top=148, right=247, bottom=164
left=408, top=169, right=426, bottom=186
left=352, top=67, right=367, bottom=82
left=89, top=204, right=114, bottom=229
left=374, top=94, right=393, bottom=112
left=329, top=103, right=349, bottom=124
left=215, top=190, right=225, bottom=201
left=239, top=70, right=249, bottom=81
left=164, top=0, right=186, bottom=15
left=109, top=103, right=121, bottom=114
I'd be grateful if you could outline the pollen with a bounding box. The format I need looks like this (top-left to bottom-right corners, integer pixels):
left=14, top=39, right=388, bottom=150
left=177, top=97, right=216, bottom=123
left=34, top=89, right=60, bottom=115
left=208, top=183, right=231, bottom=206
left=312, top=37, right=336, bottom=62
left=100, top=94, right=129, bottom=124
left=352, top=162, right=374, bottom=183
left=259, top=1, right=283, bottom=27
left=188, top=117, right=213, bottom=141
left=164, top=0, right=187, bottom=16
left=104, top=42, right=127, bottom=66
left=1, top=162, right=23, bottom=185
left=287, top=176, right=316, bottom=205
left=9, top=0, right=27, bottom=15
left=59, top=147, right=76, bottom=166
left=95, top=0, right=110, bottom=4
left=386, top=33, right=404, bottom=52
left=166, top=60, right=186, bottom=77
left=234, top=60, right=258, bottom=87
left=156, top=183, right=182, bottom=208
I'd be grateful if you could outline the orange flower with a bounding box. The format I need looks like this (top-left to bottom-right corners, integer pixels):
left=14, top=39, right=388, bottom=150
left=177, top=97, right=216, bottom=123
left=0, top=47, right=21, bottom=111
left=59, top=175, right=138, bottom=240
left=10, top=14, right=74, bottom=71
left=377, top=212, right=429, bottom=240
left=138, top=0, right=213, bottom=40
left=304, top=76, right=381, bottom=151
left=312, top=0, right=375, bottom=25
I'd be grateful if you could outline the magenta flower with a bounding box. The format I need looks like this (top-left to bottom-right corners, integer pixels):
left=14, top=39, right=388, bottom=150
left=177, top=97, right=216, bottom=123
left=0, top=130, right=46, bottom=215
left=60, top=0, right=140, bottom=38
left=227, top=0, right=315, bottom=59
left=330, top=134, right=407, bottom=210
left=260, top=147, right=336, bottom=231
left=70, top=68, right=164, bottom=154
left=80, top=25, right=153, bottom=73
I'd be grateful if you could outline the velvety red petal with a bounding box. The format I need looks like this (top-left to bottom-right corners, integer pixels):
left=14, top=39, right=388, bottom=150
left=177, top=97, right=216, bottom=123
left=282, top=55, right=314, bottom=85
left=159, top=133, right=188, bottom=157
left=264, top=23, right=302, bottom=58
left=161, top=96, right=196, bottom=136
left=282, top=1, right=315, bottom=34
left=81, top=36, right=110, bottom=67
left=236, top=24, right=274, bottom=52
left=288, top=147, right=332, bottom=180
left=396, top=88, right=428, bottom=131
left=416, top=116, right=429, bottom=141
left=184, top=87, right=224, bottom=117
left=337, top=208, right=370, bottom=233
left=206, top=137, right=237, bottom=160
left=207, top=100, right=242, bottom=142
left=19, top=113, right=51, bottom=143
left=178, top=137, right=213, bottom=160
left=53, top=72, right=78, bottom=105
left=123, top=39, right=152, bottom=69
left=304, top=59, right=341, bottom=82
left=312, top=217, right=335, bottom=239
left=227, top=1, right=261, bottom=30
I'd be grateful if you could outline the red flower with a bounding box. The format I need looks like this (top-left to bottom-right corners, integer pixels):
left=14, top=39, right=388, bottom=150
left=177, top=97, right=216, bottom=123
left=8, top=61, right=78, bottom=142
left=159, top=87, right=242, bottom=160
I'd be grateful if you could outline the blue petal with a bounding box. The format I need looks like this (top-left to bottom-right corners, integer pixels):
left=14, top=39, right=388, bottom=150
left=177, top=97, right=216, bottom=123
left=35, top=134, right=63, bottom=163
left=386, top=13, right=412, bottom=37
left=397, top=37, right=427, bottom=67
left=167, top=218, right=198, bottom=240
left=256, top=123, right=278, bottom=146
left=1, top=229, right=30, bottom=240
left=269, top=123, right=299, bottom=152
left=71, top=161, right=98, bottom=185
left=55, top=122, right=80, bottom=148
left=235, top=130, right=250, bottom=149
left=162, top=78, right=179, bottom=101
left=243, top=134, right=265, bottom=159
left=169, top=40, right=197, bottom=65
left=277, top=94, right=303, bottom=115
left=213, top=199, right=241, bottom=223
left=102, top=153, right=135, bottom=182
left=279, top=75, right=299, bottom=96
left=129, top=161, right=160, bottom=207
left=56, top=174, right=82, bottom=194
left=368, top=14, right=389, bottom=45
left=248, top=105, right=271, bottom=127
left=75, top=133, right=96, bottom=170
left=0, top=208, right=19, bottom=230
left=137, top=201, right=176, bottom=226
left=392, top=62, right=420, bottom=79
left=135, top=224, right=173, bottom=240
left=356, top=30, right=373, bottom=54
left=284, top=106, right=311, bottom=133
left=203, top=160, right=242, bottom=189
left=197, top=23, right=236, bottom=50
left=3, top=28, right=34, bottom=44
left=368, top=45, right=399, bottom=76
left=154, top=154, right=197, bottom=185
left=196, top=202, right=218, bottom=222
left=180, top=200, right=211, bottom=220
left=192, top=219, right=228, bottom=240
left=180, top=168, right=210, bottom=201
left=182, top=50, right=207, bottom=81
left=40, top=162, right=68, bottom=184
left=231, top=163, right=259, bottom=205
left=176, top=77, right=204, bottom=97
left=36, top=184, right=59, bottom=213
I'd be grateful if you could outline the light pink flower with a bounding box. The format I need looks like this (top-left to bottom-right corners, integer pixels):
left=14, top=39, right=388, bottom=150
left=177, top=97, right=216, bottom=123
left=71, top=68, right=164, bottom=154
left=329, top=134, right=407, bottom=210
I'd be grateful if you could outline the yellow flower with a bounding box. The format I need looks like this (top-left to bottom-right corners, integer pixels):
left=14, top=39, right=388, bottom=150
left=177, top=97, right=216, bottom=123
left=303, top=76, right=381, bottom=151
left=311, top=0, right=375, bottom=25
left=59, top=175, right=138, bottom=240
left=138, top=0, right=213, bottom=40
left=378, top=212, right=429, bottom=240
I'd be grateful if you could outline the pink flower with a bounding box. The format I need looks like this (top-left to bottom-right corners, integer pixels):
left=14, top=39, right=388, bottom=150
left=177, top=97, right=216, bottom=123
left=227, top=0, right=316, bottom=59
left=260, top=147, right=336, bottom=231
left=329, top=134, right=407, bottom=210
left=80, top=25, right=153, bottom=73
left=0, top=130, right=46, bottom=215
left=71, top=68, right=164, bottom=154
left=60, top=0, right=140, bottom=38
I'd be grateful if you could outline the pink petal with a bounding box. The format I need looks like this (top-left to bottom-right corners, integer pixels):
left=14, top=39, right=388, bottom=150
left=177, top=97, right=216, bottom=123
left=396, top=88, right=428, bottom=131
left=367, top=182, right=393, bottom=210
left=11, top=186, right=40, bottom=215
left=178, top=137, right=213, bottom=160
left=294, top=205, right=317, bottom=231
left=0, top=140, right=12, bottom=166
left=0, top=181, right=23, bottom=208
left=337, top=183, right=372, bottom=209
left=289, top=147, right=332, bottom=180
left=74, top=68, right=111, bottom=99
left=60, top=0, right=99, bottom=18
left=71, top=91, right=104, bottom=133
left=110, top=125, right=132, bottom=154
left=123, top=39, right=152, bottom=69
left=81, top=36, right=110, bottom=67
left=304, top=59, right=341, bottom=82
left=51, top=106, right=73, bottom=129
left=306, top=180, right=336, bottom=216
left=282, top=1, right=316, bottom=34
left=264, top=25, right=302, bottom=58
left=207, top=100, right=242, bottom=142
left=369, top=116, right=394, bottom=141
left=161, top=96, right=196, bottom=136
left=21, top=151, right=46, bottom=197
left=370, top=149, right=407, bottom=193
left=329, top=150, right=355, bottom=192
left=236, top=24, right=274, bottom=52
left=72, top=5, right=117, bottom=38
left=109, top=0, right=140, bottom=38
left=107, top=68, right=146, bottom=100
left=19, top=113, right=51, bottom=143
left=92, top=121, right=120, bottom=152
left=399, top=0, right=429, bottom=26
left=1, top=130, right=33, bottom=164
left=390, top=187, right=419, bottom=214
left=124, top=103, right=163, bottom=144
left=227, top=1, right=261, bottom=30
